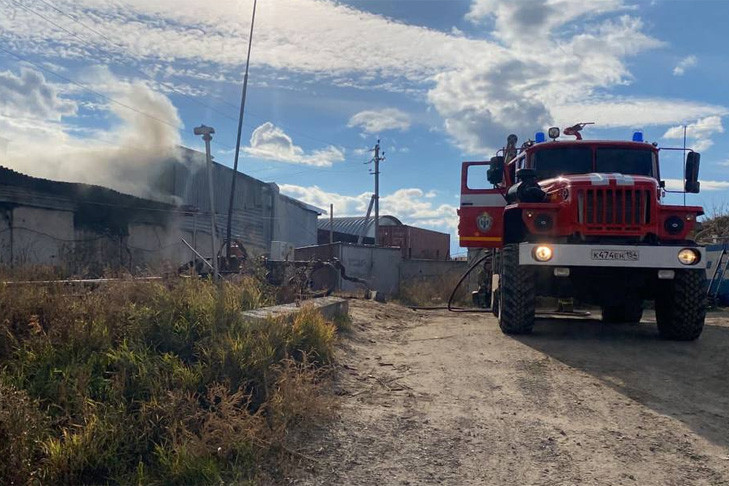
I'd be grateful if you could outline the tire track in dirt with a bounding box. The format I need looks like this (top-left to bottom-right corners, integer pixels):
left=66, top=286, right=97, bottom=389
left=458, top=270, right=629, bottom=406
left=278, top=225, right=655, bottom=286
left=289, top=301, right=729, bottom=485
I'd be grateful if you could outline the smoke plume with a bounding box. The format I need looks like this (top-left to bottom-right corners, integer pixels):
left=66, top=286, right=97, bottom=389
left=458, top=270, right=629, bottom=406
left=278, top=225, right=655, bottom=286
left=0, top=67, right=185, bottom=201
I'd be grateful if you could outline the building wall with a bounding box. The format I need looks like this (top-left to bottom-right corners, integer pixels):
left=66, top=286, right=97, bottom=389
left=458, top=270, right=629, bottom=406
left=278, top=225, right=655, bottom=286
left=379, top=225, right=450, bottom=260
left=273, top=195, right=319, bottom=248
left=0, top=208, right=9, bottom=264
left=316, top=228, right=374, bottom=245
left=295, top=242, right=402, bottom=294
left=157, top=153, right=318, bottom=254
left=0, top=206, right=74, bottom=266
left=399, top=259, right=468, bottom=282
left=341, top=244, right=401, bottom=294
left=0, top=203, right=211, bottom=274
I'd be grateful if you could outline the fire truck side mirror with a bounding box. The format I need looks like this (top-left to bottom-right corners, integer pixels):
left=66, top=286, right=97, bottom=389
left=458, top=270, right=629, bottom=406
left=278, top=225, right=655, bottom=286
left=685, top=152, right=701, bottom=194
left=487, top=156, right=504, bottom=185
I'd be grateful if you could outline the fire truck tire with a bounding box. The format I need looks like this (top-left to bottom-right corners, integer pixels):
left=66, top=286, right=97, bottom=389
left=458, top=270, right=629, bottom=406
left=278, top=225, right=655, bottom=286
left=655, top=269, right=706, bottom=341
left=601, top=302, right=643, bottom=324
left=491, top=289, right=500, bottom=317
left=498, top=244, right=535, bottom=334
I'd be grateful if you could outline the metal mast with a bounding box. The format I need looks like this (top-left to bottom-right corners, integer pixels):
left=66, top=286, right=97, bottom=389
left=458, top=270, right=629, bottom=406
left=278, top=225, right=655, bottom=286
left=367, top=140, right=385, bottom=245
left=226, top=0, right=258, bottom=258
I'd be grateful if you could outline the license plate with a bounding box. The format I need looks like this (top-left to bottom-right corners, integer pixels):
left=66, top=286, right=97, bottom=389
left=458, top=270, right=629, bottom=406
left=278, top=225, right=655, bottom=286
left=591, top=249, right=639, bottom=261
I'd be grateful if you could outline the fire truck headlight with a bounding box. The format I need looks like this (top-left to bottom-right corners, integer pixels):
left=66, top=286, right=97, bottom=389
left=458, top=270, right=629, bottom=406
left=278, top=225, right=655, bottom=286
left=533, top=245, right=553, bottom=262
left=678, top=248, right=700, bottom=266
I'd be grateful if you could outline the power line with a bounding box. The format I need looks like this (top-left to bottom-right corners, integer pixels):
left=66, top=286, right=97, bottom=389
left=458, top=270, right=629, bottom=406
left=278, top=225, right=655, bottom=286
left=24, top=0, right=363, bottom=152
left=3, top=1, right=365, bottom=173
left=0, top=45, right=177, bottom=130
left=0, top=44, right=239, bottom=154
left=13, top=0, right=240, bottom=124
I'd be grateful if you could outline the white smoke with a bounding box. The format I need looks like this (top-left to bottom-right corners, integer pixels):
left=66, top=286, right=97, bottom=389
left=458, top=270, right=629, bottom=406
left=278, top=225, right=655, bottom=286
left=0, top=67, right=184, bottom=200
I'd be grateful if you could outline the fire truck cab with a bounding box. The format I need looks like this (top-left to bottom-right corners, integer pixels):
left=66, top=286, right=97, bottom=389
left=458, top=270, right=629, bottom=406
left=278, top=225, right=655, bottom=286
left=459, top=128, right=707, bottom=340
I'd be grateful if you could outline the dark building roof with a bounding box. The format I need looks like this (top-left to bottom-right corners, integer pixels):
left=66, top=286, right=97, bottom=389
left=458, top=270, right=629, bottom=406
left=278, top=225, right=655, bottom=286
left=0, top=166, right=176, bottom=232
left=316, top=215, right=402, bottom=238
left=0, top=165, right=173, bottom=210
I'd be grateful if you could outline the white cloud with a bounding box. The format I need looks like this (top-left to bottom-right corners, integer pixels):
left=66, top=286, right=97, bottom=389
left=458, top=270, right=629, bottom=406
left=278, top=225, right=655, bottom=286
left=428, top=58, right=551, bottom=153
left=466, top=0, right=627, bottom=44
left=664, top=179, right=729, bottom=191
left=348, top=108, right=411, bottom=134
left=244, top=122, right=345, bottom=167
left=0, top=0, right=725, bottom=163
left=0, top=67, right=77, bottom=120
left=552, top=98, right=727, bottom=128
left=0, top=0, right=499, bottom=86
left=662, top=116, right=724, bottom=152
left=663, top=116, right=723, bottom=139
left=673, top=55, right=697, bottom=76
left=278, top=184, right=458, bottom=232
left=427, top=3, right=691, bottom=155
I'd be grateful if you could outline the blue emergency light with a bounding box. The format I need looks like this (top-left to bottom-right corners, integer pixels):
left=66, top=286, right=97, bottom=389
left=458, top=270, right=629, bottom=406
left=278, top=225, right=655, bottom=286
left=632, top=131, right=644, bottom=142
left=535, top=132, right=546, bottom=143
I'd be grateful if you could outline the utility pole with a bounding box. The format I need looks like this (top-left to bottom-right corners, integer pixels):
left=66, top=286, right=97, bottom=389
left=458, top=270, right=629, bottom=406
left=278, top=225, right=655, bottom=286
left=329, top=203, right=334, bottom=244
left=366, top=140, right=385, bottom=246
left=226, top=0, right=258, bottom=258
left=194, top=124, right=219, bottom=280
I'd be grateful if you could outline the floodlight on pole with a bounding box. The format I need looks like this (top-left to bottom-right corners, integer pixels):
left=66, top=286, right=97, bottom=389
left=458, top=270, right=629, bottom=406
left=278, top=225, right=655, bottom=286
left=194, top=124, right=219, bottom=280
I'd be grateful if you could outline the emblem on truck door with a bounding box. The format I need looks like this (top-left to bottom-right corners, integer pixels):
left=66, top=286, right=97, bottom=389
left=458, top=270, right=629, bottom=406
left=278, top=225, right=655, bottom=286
left=477, top=212, right=493, bottom=232
left=591, top=249, right=640, bottom=261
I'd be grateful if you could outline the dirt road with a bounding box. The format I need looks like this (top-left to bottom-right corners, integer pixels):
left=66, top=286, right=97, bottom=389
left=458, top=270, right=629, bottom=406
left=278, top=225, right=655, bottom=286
left=293, top=301, right=729, bottom=485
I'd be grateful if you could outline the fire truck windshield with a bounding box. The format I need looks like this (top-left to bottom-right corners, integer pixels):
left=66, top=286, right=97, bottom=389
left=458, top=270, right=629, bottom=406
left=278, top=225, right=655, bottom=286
left=533, top=147, right=592, bottom=180
left=595, top=147, right=653, bottom=176
left=533, top=146, right=654, bottom=180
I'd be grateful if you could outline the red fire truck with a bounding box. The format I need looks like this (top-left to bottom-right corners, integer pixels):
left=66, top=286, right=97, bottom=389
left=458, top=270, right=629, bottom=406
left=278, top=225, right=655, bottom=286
left=459, top=125, right=707, bottom=340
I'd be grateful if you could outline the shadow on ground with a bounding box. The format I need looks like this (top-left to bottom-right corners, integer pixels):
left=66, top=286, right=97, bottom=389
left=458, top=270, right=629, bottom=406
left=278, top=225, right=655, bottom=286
left=516, top=311, right=729, bottom=449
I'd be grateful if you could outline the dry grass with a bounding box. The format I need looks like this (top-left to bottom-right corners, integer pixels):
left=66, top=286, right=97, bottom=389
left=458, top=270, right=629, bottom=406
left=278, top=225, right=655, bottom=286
left=0, top=275, right=338, bottom=485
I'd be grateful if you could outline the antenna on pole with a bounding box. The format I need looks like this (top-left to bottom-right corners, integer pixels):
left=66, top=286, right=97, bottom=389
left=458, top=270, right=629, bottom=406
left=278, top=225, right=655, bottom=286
left=683, top=124, right=687, bottom=206
left=226, top=0, right=258, bottom=259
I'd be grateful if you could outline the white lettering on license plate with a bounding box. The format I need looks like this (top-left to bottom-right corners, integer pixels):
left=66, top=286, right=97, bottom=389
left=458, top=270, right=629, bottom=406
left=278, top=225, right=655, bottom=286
left=591, top=249, right=639, bottom=261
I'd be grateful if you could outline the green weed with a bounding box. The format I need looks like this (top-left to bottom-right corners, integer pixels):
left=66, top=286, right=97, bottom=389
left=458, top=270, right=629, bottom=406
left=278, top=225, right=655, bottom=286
left=0, top=275, right=337, bottom=485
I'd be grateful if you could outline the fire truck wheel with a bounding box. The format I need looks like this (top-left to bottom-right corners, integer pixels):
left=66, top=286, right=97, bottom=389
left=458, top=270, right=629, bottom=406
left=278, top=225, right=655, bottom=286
left=491, top=289, right=500, bottom=317
left=655, top=269, right=707, bottom=341
left=601, top=301, right=643, bottom=324
left=498, top=244, right=536, bottom=335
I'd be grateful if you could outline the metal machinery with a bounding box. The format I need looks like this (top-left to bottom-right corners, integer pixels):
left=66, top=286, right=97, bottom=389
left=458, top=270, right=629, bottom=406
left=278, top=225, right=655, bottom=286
left=459, top=125, right=707, bottom=340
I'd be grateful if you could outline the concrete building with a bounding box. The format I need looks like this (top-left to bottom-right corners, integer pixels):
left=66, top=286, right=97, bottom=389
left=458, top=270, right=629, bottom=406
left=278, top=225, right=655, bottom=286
left=0, top=165, right=188, bottom=273
left=0, top=148, right=322, bottom=272
left=379, top=224, right=450, bottom=261
left=157, top=148, right=322, bottom=253
left=317, top=215, right=402, bottom=245
left=317, top=215, right=450, bottom=260
left=295, top=242, right=467, bottom=296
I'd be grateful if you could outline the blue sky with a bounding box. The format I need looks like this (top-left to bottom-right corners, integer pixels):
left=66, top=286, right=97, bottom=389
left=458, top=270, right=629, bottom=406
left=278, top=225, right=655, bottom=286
left=0, top=0, right=727, bottom=255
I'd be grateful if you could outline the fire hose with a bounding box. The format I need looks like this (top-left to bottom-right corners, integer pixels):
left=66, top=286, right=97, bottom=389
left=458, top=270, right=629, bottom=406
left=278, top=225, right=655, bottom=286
left=409, top=252, right=493, bottom=313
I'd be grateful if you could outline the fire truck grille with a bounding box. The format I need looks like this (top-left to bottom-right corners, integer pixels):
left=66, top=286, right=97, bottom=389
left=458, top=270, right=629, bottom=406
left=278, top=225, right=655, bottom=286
left=577, top=188, right=651, bottom=228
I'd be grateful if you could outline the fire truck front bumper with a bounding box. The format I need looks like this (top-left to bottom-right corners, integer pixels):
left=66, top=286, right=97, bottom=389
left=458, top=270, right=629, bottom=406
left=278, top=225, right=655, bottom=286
left=518, top=243, right=706, bottom=270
